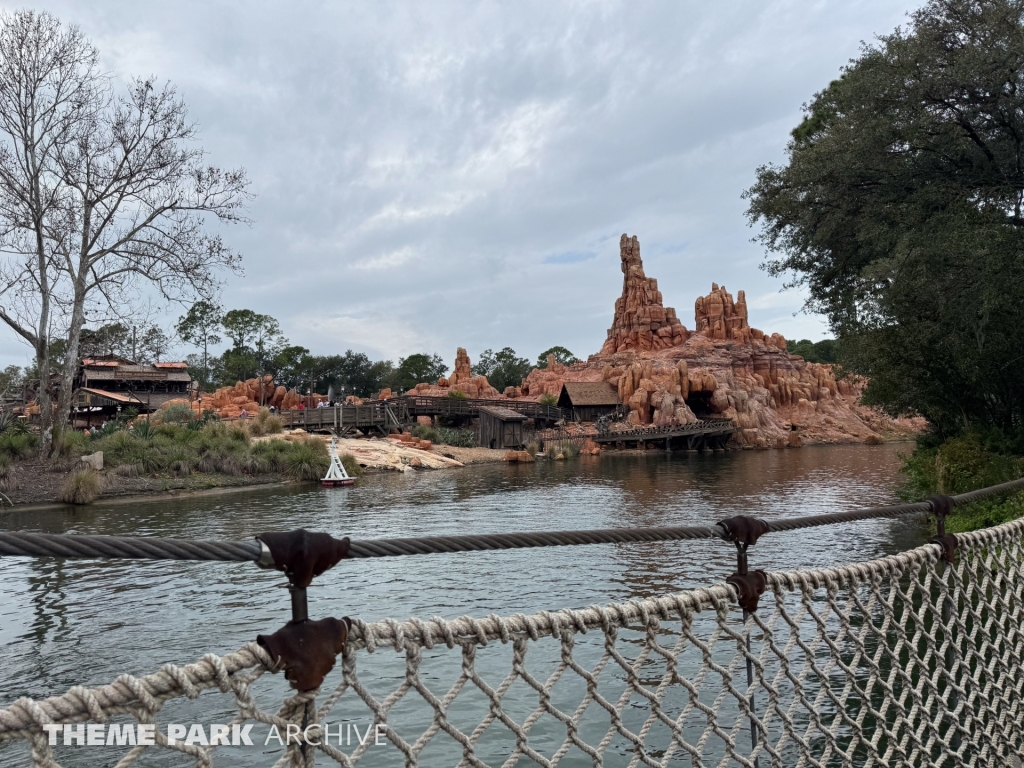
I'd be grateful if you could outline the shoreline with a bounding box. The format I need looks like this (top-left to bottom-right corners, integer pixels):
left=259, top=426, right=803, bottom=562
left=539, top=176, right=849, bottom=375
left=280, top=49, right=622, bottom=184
left=0, top=436, right=915, bottom=515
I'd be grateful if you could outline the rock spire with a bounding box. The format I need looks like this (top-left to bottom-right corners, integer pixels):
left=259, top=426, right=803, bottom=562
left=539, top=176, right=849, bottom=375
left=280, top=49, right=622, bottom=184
left=600, top=234, right=688, bottom=354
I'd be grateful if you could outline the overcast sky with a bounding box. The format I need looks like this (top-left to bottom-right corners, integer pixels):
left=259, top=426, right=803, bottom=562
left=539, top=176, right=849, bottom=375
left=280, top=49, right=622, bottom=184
left=0, top=1, right=921, bottom=370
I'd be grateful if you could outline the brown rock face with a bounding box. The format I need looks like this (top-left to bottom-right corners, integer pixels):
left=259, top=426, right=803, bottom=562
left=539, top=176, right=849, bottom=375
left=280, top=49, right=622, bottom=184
left=600, top=234, right=688, bottom=354
left=693, top=283, right=787, bottom=349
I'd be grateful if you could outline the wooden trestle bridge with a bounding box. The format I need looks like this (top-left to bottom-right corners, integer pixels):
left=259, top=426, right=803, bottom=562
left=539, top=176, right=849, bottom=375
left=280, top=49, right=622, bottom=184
left=594, top=417, right=736, bottom=451
left=276, top=395, right=566, bottom=437
left=277, top=395, right=736, bottom=449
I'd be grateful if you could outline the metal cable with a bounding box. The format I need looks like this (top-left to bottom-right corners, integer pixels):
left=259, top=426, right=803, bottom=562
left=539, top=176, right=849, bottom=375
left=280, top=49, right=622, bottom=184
left=345, top=525, right=724, bottom=558
left=1, top=476, right=1022, bottom=563
left=0, top=532, right=261, bottom=561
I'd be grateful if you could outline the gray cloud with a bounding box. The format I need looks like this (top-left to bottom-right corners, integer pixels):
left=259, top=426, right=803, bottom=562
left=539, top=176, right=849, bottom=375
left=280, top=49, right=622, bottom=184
left=0, top=0, right=920, bottom=370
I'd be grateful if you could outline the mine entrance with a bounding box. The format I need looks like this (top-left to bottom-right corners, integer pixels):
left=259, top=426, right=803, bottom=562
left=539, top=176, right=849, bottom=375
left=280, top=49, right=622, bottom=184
left=684, top=391, right=714, bottom=417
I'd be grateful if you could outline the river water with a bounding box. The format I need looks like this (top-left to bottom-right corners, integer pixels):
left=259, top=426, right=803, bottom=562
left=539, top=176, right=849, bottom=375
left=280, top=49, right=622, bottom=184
left=0, top=443, right=928, bottom=766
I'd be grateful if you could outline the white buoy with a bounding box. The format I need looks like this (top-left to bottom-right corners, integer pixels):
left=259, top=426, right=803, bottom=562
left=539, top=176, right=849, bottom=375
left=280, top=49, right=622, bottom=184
left=322, top=438, right=355, bottom=487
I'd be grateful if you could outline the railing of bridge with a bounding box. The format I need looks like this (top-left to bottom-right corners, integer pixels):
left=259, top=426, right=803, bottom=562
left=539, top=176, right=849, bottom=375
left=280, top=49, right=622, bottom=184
left=276, top=396, right=569, bottom=432
left=2, top=478, right=1024, bottom=767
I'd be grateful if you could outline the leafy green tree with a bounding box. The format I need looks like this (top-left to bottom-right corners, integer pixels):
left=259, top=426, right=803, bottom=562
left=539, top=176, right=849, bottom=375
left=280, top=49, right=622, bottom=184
left=537, top=346, right=579, bottom=368
left=473, top=347, right=531, bottom=392
left=221, top=309, right=285, bottom=376
left=787, top=339, right=838, bottom=365
left=219, top=348, right=258, bottom=385
left=471, top=349, right=495, bottom=378
left=745, top=0, right=1024, bottom=438
left=392, top=353, right=448, bottom=393
left=268, top=345, right=312, bottom=390
left=176, top=301, right=223, bottom=387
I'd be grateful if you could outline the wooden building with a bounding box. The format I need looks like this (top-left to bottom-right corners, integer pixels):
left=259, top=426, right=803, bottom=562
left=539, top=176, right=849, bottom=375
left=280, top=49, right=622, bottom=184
left=478, top=406, right=528, bottom=450
left=71, top=356, right=193, bottom=423
left=557, top=382, right=621, bottom=422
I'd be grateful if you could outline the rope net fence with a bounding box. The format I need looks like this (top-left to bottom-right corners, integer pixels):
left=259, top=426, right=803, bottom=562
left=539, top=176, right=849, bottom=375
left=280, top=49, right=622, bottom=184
left=3, top=515, right=1024, bottom=767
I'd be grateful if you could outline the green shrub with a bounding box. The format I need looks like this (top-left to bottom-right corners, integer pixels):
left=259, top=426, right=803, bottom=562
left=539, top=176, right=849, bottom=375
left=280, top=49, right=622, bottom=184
left=0, top=411, right=30, bottom=435
left=0, top=455, right=17, bottom=492
left=340, top=453, right=363, bottom=477
left=0, top=431, right=38, bottom=460
left=539, top=393, right=558, bottom=407
left=447, top=390, right=467, bottom=399
left=283, top=439, right=329, bottom=481
left=51, top=429, right=89, bottom=459
left=133, top=420, right=155, bottom=440
left=547, top=440, right=580, bottom=459
left=525, top=441, right=540, bottom=455
left=155, top=403, right=196, bottom=425
left=437, top=427, right=476, bottom=447
left=900, top=429, right=1024, bottom=533
left=58, top=469, right=101, bottom=504
left=162, top=446, right=195, bottom=477
left=410, top=424, right=440, bottom=442
left=97, top=431, right=144, bottom=463
left=249, top=408, right=284, bottom=437
left=252, top=440, right=290, bottom=472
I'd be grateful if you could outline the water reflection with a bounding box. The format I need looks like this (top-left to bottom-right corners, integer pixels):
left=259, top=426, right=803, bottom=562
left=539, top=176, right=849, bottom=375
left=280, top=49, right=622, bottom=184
left=0, top=443, right=928, bottom=764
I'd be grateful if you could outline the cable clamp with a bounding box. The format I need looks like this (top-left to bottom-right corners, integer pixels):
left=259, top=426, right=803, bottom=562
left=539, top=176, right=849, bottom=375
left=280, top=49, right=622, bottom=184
left=727, top=570, right=768, bottom=612
left=254, top=529, right=353, bottom=691
left=927, top=495, right=956, bottom=536
left=257, top=616, right=351, bottom=691
left=716, top=516, right=769, bottom=546
left=256, top=529, right=351, bottom=587
left=932, top=533, right=959, bottom=564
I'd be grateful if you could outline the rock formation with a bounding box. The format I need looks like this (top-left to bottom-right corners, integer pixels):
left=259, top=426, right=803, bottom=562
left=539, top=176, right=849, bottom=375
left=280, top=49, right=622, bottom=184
left=600, top=234, right=689, bottom=354
left=363, top=232, right=925, bottom=447
left=521, top=234, right=923, bottom=445
left=693, top=283, right=787, bottom=349
left=409, top=347, right=501, bottom=399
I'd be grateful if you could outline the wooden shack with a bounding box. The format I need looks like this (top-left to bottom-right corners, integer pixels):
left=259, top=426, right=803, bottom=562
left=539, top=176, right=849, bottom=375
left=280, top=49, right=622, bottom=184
left=557, top=382, right=621, bottom=422
left=478, top=406, right=528, bottom=450
left=71, top=355, right=194, bottom=424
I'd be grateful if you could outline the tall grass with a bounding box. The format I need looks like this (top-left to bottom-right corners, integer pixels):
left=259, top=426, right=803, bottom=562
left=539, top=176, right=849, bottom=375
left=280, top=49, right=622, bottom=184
left=0, top=455, right=17, bottom=492
left=283, top=439, right=329, bottom=480
left=58, top=469, right=101, bottom=504
left=546, top=440, right=580, bottom=459
left=340, top=453, right=363, bottom=477
left=74, top=415, right=340, bottom=483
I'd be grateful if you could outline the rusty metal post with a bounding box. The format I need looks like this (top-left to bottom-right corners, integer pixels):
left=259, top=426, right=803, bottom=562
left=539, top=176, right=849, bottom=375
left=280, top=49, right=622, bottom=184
left=737, top=541, right=760, bottom=768
left=929, top=495, right=960, bottom=756
left=255, top=529, right=356, bottom=766
left=718, top=516, right=769, bottom=768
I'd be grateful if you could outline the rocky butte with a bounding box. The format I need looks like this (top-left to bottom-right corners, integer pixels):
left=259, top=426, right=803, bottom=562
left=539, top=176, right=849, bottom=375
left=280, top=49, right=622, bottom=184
left=409, top=233, right=922, bottom=447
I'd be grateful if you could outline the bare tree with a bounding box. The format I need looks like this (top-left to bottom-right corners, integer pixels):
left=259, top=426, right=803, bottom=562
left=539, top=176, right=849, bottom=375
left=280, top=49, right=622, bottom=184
left=0, top=10, right=249, bottom=453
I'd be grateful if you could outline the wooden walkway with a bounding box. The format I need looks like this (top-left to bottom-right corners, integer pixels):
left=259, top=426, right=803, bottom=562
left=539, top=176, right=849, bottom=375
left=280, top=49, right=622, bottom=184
left=593, top=418, right=735, bottom=451
left=276, top=396, right=734, bottom=448
left=277, top=396, right=565, bottom=435
left=535, top=417, right=736, bottom=452
left=278, top=401, right=407, bottom=436
left=401, top=395, right=566, bottom=423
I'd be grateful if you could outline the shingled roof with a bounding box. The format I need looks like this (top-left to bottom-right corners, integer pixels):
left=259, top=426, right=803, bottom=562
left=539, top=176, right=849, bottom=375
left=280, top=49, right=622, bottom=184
left=558, top=382, right=620, bottom=407
left=478, top=405, right=529, bottom=421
